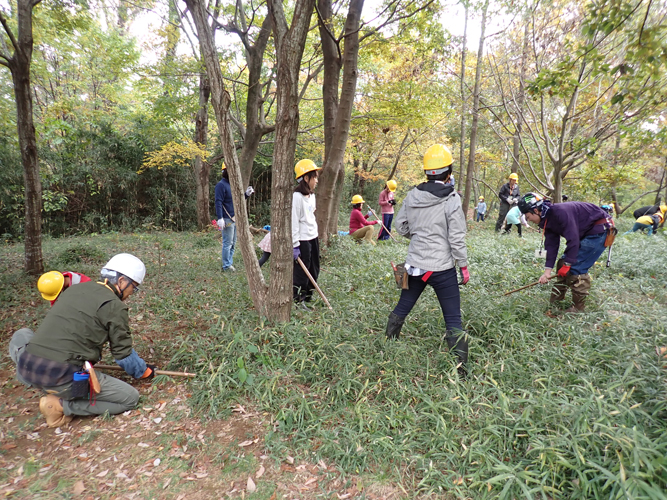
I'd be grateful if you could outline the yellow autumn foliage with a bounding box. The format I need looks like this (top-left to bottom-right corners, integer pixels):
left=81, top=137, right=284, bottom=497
left=138, top=140, right=210, bottom=174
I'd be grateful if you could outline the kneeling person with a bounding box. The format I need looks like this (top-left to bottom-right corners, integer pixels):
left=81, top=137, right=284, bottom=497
left=349, top=195, right=380, bottom=245
left=13, top=253, right=155, bottom=427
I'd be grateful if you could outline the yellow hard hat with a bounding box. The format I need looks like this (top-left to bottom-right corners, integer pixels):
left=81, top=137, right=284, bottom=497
left=479, top=196, right=484, bottom=201
left=386, top=180, right=397, bottom=192
left=221, top=162, right=226, bottom=171
left=660, top=204, right=667, bottom=214
left=509, top=173, right=519, bottom=181
left=351, top=195, right=365, bottom=205
left=38, top=271, right=65, bottom=301
left=294, top=159, right=321, bottom=180
left=423, top=144, right=453, bottom=174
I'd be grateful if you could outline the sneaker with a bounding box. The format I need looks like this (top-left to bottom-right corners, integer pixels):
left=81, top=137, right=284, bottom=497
left=39, top=395, right=73, bottom=428
left=297, top=301, right=312, bottom=311
left=223, top=265, right=236, bottom=272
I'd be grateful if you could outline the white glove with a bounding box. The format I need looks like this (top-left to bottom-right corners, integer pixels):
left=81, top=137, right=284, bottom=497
left=506, top=197, right=514, bottom=204
left=217, top=218, right=225, bottom=229
left=245, top=186, right=255, bottom=197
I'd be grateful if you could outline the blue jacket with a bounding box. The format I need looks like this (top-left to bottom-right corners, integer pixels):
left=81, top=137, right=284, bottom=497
left=539, top=202, right=609, bottom=268
left=215, top=178, right=234, bottom=219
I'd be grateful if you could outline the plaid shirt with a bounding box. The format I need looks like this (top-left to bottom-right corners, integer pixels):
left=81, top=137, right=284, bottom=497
left=18, top=351, right=79, bottom=388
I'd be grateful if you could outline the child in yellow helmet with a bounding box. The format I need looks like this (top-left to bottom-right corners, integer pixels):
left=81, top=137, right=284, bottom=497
left=349, top=195, right=380, bottom=244
left=378, top=181, right=397, bottom=240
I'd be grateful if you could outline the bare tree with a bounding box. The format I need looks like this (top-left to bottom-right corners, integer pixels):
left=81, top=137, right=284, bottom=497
left=0, top=0, right=44, bottom=275
left=461, top=0, right=488, bottom=220
left=458, top=1, right=469, bottom=182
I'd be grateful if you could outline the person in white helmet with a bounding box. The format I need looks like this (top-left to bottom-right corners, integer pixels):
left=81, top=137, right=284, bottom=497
left=10, top=253, right=156, bottom=428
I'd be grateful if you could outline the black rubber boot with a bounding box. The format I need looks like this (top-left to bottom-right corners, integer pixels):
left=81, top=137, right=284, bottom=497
left=445, top=330, right=469, bottom=378
left=385, top=312, right=405, bottom=340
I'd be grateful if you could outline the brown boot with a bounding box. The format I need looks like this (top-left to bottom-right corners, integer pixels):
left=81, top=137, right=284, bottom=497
left=550, top=259, right=568, bottom=304
left=564, top=274, right=591, bottom=313
left=39, top=395, right=73, bottom=428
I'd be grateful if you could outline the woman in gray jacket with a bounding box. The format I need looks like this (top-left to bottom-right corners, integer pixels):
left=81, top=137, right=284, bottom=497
left=386, top=144, right=469, bottom=376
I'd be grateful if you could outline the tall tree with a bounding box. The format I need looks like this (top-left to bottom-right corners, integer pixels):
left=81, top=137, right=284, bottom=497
left=314, top=0, right=365, bottom=243
left=186, top=0, right=314, bottom=321
left=0, top=0, right=44, bottom=275
left=461, top=0, right=488, bottom=220
left=458, top=1, right=469, bottom=182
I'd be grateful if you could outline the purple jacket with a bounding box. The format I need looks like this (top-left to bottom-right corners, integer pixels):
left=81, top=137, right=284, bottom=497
left=539, top=202, right=609, bottom=269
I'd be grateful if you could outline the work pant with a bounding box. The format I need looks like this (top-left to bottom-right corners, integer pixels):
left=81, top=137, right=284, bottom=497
left=294, top=237, right=320, bottom=302
left=504, top=222, right=522, bottom=237
left=45, top=373, right=140, bottom=417
left=569, top=231, right=607, bottom=275
left=351, top=225, right=376, bottom=244
left=221, top=218, right=237, bottom=269
left=392, top=268, right=463, bottom=332
left=10, top=329, right=139, bottom=416
left=378, top=213, right=393, bottom=240
left=9, top=328, right=34, bottom=386
left=623, top=223, right=653, bottom=235
left=476, top=212, right=485, bottom=222
left=495, top=202, right=511, bottom=231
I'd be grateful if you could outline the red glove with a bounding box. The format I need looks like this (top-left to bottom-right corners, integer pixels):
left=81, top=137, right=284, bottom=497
left=557, top=265, right=571, bottom=278
left=460, top=267, right=470, bottom=284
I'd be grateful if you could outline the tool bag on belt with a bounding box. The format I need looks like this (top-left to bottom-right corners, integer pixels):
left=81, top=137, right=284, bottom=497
left=391, top=262, right=409, bottom=290
left=595, top=217, right=617, bottom=247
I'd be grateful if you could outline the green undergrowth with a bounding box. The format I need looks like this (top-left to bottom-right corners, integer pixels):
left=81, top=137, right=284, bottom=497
left=1, top=222, right=666, bottom=498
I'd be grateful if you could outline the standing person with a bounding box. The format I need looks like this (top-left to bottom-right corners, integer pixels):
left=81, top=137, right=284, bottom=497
left=292, top=159, right=321, bottom=310
left=518, top=193, right=614, bottom=313
left=475, top=196, right=487, bottom=222
left=10, top=254, right=155, bottom=427
left=378, top=180, right=397, bottom=240
left=349, top=195, right=380, bottom=244
left=37, top=270, right=91, bottom=305
left=503, top=205, right=524, bottom=237
left=495, top=173, right=520, bottom=232
left=386, top=144, right=470, bottom=377
left=215, top=162, right=254, bottom=272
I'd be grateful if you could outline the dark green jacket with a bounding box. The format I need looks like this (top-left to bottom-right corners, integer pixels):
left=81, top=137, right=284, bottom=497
left=26, top=281, right=134, bottom=365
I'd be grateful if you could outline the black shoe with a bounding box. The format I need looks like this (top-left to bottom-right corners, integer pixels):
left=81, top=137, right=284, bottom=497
left=386, top=312, right=405, bottom=340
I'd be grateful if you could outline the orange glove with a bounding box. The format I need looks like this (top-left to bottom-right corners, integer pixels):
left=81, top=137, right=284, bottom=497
left=141, top=364, right=157, bottom=380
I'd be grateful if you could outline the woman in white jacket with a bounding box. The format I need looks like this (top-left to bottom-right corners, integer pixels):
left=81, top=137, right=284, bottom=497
left=292, top=159, right=321, bottom=309
left=387, top=144, right=470, bottom=377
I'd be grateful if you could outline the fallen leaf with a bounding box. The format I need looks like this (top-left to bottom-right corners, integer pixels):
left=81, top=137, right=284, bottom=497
left=153, top=458, right=161, bottom=467
left=304, top=478, right=317, bottom=486
left=73, top=480, right=85, bottom=495
left=96, top=470, right=108, bottom=478
left=247, top=476, right=256, bottom=493
left=285, top=456, right=294, bottom=464
left=255, top=465, right=265, bottom=479
left=238, top=440, right=254, bottom=447
left=153, top=418, right=162, bottom=424
left=137, top=443, right=149, bottom=448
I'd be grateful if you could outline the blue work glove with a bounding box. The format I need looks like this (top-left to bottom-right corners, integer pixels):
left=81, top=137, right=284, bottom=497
left=293, top=247, right=301, bottom=261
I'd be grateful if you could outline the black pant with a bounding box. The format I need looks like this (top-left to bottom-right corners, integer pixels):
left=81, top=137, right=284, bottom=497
left=504, top=223, right=522, bottom=236
left=293, top=238, right=320, bottom=302
left=258, top=251, right=271, bottom=267
left=495, top=202, right=510, bottom=232
left=392, top=268, right=462, bottom=332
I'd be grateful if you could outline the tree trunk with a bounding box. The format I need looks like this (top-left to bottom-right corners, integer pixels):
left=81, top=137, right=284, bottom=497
left=266, top=0, right=316, bottom=320
left=315, top=0, right=364, bottom=245
left=511, top=21, right=529, bottom=174
left=185, top=0, right=270, bottom=317
left=1, top=0, right=44, bottom=275
left=238, top=16, right=273, bottom=186
left=654, top=157, right=666, bottom=205
left=458, top=2, right=468, bottom=182
left=194, top=74, right=211, bottom=230
left=462, top=0, right=488, bottom=221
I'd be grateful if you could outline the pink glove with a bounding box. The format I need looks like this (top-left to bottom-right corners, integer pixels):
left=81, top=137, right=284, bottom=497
left=460, top=267, right=470, bottom=284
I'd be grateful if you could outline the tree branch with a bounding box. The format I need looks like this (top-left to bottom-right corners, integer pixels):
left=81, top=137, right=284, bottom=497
left=0, top=10, right=20, bottom=56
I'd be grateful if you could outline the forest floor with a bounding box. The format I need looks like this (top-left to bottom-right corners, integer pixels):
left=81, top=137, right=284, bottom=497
left=1, top=218, right=666, bottom=499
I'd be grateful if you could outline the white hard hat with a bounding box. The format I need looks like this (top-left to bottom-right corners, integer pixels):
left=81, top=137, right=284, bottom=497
left=103, top=253, right=146, bottom=284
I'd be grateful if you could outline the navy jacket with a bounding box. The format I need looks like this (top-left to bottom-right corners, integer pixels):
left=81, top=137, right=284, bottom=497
left=539, top=202, right=609, bottom=268
left=215, top=178, right=234, bottom=219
